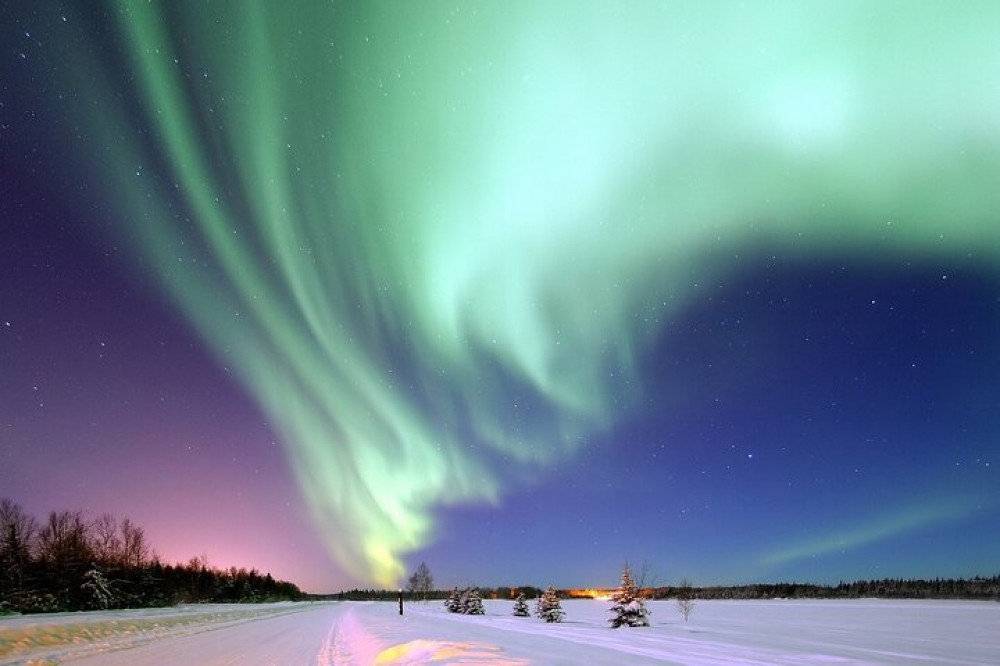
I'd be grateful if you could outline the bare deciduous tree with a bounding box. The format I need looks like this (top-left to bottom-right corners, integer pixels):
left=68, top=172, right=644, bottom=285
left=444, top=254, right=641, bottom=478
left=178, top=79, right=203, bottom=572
left=634, top=559, right=658, bottom=599
left=406, top=562, right=433, bottom=601
left=676, top=578, right=695, bottom=622
left=37, top=510, right=92, bottom=607
left=37, top=510, right=91, bottom=568
left=91, top=513, right=122, bottom=567
left=120, top=518, right=151, bottom=570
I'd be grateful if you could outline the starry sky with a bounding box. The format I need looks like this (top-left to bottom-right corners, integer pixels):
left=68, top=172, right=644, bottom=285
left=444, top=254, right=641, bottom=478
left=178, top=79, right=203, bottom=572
left=2, top=1, right=998, bottom=594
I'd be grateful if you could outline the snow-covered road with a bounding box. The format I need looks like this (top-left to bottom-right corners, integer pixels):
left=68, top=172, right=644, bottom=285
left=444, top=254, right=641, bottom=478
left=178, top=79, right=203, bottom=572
left=71, top=603, right=344, bottom=665
left=2, top=598, right=998, bottom=665
left=0, top=603, right=338, bottom=665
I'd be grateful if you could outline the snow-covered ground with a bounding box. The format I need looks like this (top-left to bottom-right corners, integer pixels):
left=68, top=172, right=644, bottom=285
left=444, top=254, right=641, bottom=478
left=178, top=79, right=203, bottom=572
left=1, top=598, right=997, bottom=665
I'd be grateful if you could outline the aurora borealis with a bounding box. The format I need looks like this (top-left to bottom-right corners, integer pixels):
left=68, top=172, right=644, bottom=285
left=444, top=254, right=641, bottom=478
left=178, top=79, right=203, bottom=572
left=2, top=1, right=998, bottom=592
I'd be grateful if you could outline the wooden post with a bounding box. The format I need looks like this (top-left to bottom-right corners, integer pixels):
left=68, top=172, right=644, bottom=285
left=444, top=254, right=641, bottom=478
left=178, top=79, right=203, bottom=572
left=398, top=589, right=403, bottom=615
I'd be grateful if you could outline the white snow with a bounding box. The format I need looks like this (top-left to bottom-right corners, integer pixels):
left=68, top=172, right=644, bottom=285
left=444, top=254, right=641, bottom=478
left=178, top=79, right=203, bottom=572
left=1, top=598, right=997, bottom=665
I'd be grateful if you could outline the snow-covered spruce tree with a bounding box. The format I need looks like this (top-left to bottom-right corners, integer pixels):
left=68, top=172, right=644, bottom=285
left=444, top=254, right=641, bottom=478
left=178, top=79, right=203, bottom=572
left=536, top=586, right=565, bottom=623
left=445, top=587, right=462, bottom=613
left=82, top=566, right=115, bottom=610
left=609, top=564, right=650, bottom=628
left=463, top=587, right=485, bottom=615
left=512, top=593, right=530, bottom=617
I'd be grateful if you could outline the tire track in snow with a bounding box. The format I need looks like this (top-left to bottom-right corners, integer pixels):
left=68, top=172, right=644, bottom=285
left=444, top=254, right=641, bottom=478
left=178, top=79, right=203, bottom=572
left=320, top=608, right=383, bottom=666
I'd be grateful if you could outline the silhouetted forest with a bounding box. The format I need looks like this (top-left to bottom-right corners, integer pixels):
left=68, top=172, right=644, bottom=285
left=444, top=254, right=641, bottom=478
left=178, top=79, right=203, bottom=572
left=656, top=577, right=1000, bottom=601
left=324, top=585, right=546, bottom=602
left=326, top=578, right=1000, bottom=604
left=1, top=499, right=303, bottom=614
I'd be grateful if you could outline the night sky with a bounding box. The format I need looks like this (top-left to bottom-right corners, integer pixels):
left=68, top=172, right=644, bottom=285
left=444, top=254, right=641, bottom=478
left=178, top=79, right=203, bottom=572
left=2, top=1, right=998, bottom=594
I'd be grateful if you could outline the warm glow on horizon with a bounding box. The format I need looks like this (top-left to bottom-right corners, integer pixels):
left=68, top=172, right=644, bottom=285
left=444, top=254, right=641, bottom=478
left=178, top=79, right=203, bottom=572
left=566, top=589, right=611, bottom=600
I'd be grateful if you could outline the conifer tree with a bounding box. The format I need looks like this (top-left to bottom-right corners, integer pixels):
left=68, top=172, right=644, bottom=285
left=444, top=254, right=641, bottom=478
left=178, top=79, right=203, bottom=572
left=82, top=567, right=115, bottom=609
left=463, top=587, right=485, bottom=615
left=609, top=564, right=650, bottom=628
left=536, top=586, right=564, bottom=623
left=445, top=587, right=462, bottom=613
left=512, top=592, right=530, bottom=617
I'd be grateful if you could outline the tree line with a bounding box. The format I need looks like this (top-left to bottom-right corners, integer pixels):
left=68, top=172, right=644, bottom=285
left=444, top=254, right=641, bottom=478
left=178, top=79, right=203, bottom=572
left=0, top=499, right=303, bottom=614
left=324, top=585, right=547, bottom=602
left=325, top=576, right=999, bottom=605
left=653, top=577, right=1000, bottom=601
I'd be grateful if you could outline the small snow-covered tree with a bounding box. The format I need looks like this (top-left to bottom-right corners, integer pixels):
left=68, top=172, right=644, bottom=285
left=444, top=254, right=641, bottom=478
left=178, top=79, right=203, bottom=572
left=536, top=586, right=564, bottom=623
left=609, top=564, right=650, bottom=628
left=512, top=593, right=530, bottom=617
left=82, top=567, right=115, bottom=609
left=676, top=579, right=695, bottom=622
left=445, top=587, right=462, bottom=613
left=463, top=587, right=485, bottom=615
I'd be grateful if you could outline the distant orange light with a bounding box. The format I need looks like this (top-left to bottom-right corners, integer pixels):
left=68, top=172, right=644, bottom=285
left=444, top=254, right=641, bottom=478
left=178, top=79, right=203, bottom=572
left=566, top=588, right=610, bottom=599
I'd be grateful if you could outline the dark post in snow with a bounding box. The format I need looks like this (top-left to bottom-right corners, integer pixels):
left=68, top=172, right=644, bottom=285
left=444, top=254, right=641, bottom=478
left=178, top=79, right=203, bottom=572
left=398, top=589, right=403, bottom=615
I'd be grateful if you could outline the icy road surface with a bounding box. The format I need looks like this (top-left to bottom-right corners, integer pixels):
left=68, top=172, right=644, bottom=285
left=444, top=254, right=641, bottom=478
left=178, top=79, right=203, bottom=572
left=1, top=598, right=998, bottom=664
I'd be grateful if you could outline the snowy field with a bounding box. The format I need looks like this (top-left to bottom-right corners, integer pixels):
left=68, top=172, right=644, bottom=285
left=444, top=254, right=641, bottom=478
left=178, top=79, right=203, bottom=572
left=1, top=598, right=997, bottom=665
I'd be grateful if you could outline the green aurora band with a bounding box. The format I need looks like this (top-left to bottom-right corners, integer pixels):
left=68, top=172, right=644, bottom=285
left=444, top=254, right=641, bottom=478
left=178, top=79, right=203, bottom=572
left=760, top=493, right=987, bottom=570
left=64, top=1, right=999, bottom=585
